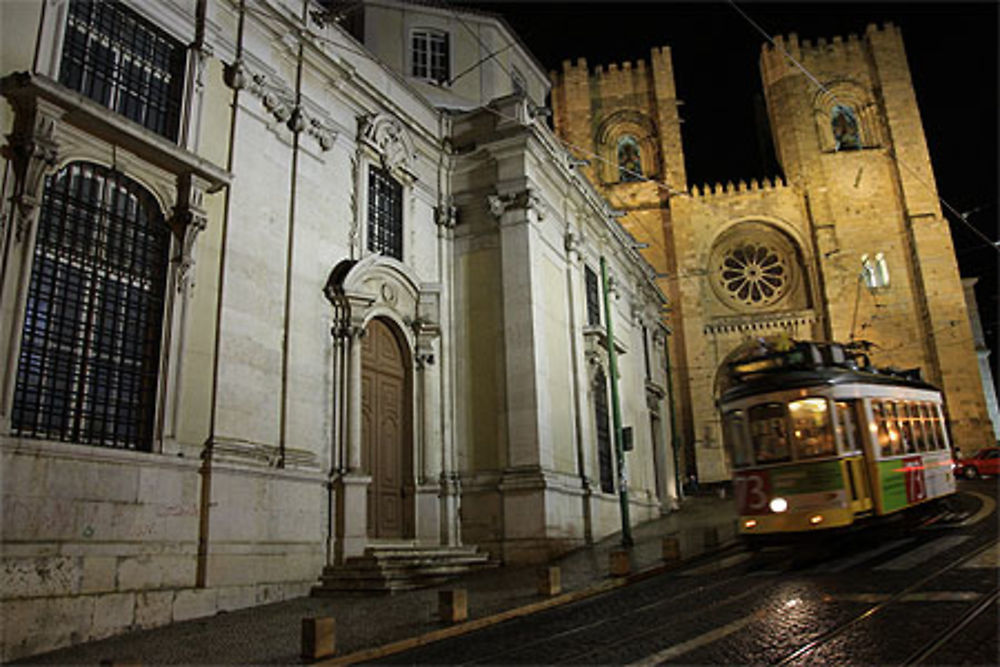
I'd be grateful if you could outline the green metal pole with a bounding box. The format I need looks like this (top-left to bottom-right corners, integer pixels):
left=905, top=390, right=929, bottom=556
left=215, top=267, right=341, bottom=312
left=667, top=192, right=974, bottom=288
left=601, top=256, right=632, bottom=547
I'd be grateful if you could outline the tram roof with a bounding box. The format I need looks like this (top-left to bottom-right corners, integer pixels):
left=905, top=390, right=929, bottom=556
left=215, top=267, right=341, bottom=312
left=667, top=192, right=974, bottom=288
left=719, top=341, right=940, bottom=403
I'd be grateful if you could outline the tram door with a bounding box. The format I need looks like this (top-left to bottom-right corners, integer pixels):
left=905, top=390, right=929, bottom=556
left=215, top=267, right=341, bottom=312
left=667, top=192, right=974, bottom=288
left=836, top=400, right=874, bottom=513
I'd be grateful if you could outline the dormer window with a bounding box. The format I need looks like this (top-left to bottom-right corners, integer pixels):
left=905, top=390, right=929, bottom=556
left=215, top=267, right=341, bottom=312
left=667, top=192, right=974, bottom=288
left=411, top=29, right=449, bottom=84
left=59, top=0, right=186, bottom=141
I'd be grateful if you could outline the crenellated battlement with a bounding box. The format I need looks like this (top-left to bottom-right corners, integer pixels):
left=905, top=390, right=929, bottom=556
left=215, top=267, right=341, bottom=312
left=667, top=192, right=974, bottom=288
left=762, top=22, right=899, bottom=68
left=688, top=176, right=788, bottom=198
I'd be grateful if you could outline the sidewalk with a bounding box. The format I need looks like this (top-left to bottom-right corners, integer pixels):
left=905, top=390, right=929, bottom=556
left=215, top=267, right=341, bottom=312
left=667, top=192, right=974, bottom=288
left=18, top=494, right=737, bottom=665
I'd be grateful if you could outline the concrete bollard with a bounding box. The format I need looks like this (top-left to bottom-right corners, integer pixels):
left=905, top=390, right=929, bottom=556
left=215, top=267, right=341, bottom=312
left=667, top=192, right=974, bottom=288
left=301, top=616, right=336, bottom=660
left=661, top=536, right=681, bottom=562
left=704, top=526, right=720, bottom=549
left=609, top=549, right=630, bottom=576
left=537, top=566, right=562, bottom=596
left=439, top=589, right=468, bottom=623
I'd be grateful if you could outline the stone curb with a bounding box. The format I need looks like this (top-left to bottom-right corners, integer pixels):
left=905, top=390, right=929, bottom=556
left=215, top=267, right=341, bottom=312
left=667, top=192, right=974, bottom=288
left=316, top=536, right=739, bottom=665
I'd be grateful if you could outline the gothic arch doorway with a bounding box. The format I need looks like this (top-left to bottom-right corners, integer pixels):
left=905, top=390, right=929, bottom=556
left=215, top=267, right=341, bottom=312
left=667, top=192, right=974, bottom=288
left=361, top=317, right=414, bottom=539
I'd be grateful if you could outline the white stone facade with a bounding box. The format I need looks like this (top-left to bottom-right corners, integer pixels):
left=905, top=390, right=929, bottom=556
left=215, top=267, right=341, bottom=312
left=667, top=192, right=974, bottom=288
left=0, top=0, right=677, bottom=659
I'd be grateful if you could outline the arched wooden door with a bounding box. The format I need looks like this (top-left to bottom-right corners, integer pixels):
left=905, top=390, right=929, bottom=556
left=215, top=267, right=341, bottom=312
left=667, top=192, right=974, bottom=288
left=361, top=318, right=413, bottom=539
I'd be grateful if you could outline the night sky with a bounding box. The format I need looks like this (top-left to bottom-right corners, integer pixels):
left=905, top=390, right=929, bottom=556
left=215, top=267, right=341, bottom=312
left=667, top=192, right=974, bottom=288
left=460, top=0, right=998, bottom=364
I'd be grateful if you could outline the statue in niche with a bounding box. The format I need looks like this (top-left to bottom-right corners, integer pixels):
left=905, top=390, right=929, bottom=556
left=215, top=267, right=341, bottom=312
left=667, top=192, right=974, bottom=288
left=617, top=135, right=643, bottom=182
left=831, top=104, right=861, bottom=151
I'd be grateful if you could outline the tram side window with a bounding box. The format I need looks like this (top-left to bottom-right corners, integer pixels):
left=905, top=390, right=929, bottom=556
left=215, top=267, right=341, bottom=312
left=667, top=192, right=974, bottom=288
left=920, top=403, right=939, bottom=450
left=931, top=403, right=948, bottom=449
left=873, top=401, right=899, bottom=457
left=749, top=403, right=791, bottom=464
left=909, top=402, right=928, bottom=452
left=889, top=402, right=914, bottom=454
left=835, top=401, right=862, bottom=453
left=788, top=398, right=835, bottom=459
left=724, top=410, right=753, bottom=469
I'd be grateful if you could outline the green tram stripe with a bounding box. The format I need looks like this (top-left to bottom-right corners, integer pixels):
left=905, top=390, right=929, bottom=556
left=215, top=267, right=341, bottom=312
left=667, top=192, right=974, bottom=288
left=878, top=459, right=908, bottom=512
left=768, top=460, right=844, bottom=495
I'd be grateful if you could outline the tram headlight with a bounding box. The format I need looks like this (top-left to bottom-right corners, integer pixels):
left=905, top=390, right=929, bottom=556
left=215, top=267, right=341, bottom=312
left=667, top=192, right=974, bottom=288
left=769, top=497, right=788, bottom=513
left=809, top=514, right=824, bottom=525
left=744, top=519, right=758, bottom=529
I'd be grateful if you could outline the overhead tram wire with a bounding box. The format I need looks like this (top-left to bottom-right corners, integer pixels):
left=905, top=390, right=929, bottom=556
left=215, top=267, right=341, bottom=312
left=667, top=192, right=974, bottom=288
left=726, top=0, right=1000, bottom=256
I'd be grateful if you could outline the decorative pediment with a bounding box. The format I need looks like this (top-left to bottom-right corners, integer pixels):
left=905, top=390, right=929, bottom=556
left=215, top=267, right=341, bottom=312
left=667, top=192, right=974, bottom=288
left=359, top=113, right=417, bottom=181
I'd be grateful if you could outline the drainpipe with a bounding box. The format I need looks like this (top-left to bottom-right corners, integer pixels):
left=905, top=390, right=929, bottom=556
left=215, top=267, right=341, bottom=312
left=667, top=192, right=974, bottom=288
left=601, top=256, right=632, bottom=547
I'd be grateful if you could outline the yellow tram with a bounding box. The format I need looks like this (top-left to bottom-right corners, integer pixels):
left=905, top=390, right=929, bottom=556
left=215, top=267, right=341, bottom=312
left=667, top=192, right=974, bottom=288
left=719, top=340, right=956, bottom=542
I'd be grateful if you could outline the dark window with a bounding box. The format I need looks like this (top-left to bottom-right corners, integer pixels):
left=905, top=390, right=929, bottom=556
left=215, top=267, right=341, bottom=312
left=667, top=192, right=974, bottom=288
left=617, top=135, right=642, bottom=182
left=12, top=162, right=171, bottom=450
left=412, top=29, right=449, bottom=84
left=585, top=265, right=601, bottom=326
left=594, top=369, right=614, bottom=493
left=642, top=325, right=650, bottom=380
left=367, top=165, right=403, bottom=260
left=59, top=0, right=186, bottom=141
left=831, top=104, right=861, bottom=151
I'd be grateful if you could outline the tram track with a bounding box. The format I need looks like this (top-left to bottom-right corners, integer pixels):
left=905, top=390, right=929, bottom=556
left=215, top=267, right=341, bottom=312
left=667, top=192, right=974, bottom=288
left=448, top=548, right=766, bottom=666
left=774, top=536, right=999, bottom=666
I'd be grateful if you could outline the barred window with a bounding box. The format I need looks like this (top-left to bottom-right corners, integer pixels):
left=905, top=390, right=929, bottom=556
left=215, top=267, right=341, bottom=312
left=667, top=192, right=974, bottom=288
left=59, top=0, right=186, bottom=141
left=367, top=165, right=403, bottom=260
left=12, top=162, right=171, bottom=451
left=594, top=369, right=614, bottom=494
left=585, top=265, right=601, bottom=326
left=411, top=29, right=449, bottom=84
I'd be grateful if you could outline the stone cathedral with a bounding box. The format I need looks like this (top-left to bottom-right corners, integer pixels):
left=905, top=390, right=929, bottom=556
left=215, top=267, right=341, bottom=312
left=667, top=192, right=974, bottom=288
left=551, top=24, right=994, bottom=482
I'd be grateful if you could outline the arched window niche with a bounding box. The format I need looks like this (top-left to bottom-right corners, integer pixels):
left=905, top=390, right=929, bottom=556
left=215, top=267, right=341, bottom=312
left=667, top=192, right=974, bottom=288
left=831, top=104, right=861, bottom=151
left=617, top=135, right=643, bottom=182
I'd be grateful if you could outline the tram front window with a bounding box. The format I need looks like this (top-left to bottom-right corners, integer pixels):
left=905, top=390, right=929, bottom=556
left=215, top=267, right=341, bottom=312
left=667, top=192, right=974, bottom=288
left=789, top=398, right=835, bottom=459
left=835, top=400, right=862, bottom=453
left=724, top=410, right=753, bottom=468
left=749, top=403, right=790, bottom=464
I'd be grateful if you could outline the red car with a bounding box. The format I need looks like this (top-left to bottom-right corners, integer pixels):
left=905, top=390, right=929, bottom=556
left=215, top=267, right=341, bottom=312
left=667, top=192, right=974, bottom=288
left=954, top=446, right=1000, bottom=479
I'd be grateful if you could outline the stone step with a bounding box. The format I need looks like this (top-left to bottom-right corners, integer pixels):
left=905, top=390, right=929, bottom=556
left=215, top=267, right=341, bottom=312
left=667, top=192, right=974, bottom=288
left=311, top=544, right=497, bottom=594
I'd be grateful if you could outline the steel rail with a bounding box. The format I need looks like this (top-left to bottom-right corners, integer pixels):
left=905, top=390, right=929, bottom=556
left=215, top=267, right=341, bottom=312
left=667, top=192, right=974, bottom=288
left=455, top=548, right=761, bottom=666
left=775, top=536, right=999, bottom=665
left=902, top=586, right=999, bottom=665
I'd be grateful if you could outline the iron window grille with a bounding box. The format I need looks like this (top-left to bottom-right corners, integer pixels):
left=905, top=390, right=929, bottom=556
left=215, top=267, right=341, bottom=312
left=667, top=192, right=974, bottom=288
left=594, top=369, right=614, bottom=494
left=59, top=0, right=186, bottom=141
left=585, top=265, right=601, bottom=326
left=411, top=29, right=449, bottom=84
left=11, top=162, right=171, bottom=451
left=367, top=165, right=403, bottom=260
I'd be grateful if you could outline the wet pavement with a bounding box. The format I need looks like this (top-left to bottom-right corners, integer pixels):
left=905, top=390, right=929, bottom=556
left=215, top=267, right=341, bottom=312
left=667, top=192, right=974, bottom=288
left=16, top=493, right=738, bottom=665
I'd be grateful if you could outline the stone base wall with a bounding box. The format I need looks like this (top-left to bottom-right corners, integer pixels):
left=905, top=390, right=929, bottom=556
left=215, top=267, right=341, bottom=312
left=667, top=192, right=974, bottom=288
left=0, top=438, right=326, bottom=661
left=1, top=580, right=311, bottom=661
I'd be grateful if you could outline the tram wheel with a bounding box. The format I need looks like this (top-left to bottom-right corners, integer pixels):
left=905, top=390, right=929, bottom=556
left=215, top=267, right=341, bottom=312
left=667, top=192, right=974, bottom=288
left=963, top=466, right=979, bottom=480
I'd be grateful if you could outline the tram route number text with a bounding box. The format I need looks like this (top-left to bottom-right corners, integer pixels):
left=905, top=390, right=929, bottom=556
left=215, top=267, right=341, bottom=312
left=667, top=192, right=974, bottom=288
left=734, top=472, right=771, bottom=514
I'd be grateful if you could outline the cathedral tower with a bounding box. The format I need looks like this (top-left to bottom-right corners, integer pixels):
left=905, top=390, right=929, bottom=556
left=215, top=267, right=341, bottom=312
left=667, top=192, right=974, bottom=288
left=760, top=23, right=992, bottom=452
left=552, top=23, right=993, bottom=482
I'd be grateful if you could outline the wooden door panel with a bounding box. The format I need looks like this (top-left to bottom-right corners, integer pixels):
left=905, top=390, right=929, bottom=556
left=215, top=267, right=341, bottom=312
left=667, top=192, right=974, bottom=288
left=360, top=319, right=410, bottom=540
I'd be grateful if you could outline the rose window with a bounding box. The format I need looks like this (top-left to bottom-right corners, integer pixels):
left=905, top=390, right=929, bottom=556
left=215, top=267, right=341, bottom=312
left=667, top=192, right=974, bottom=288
left=719, top=243, right=788, bottom=306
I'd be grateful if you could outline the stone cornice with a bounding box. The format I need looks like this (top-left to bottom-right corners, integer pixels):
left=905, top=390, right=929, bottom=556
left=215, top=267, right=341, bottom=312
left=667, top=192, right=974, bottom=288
left=1, top=72, right=231, bottom=192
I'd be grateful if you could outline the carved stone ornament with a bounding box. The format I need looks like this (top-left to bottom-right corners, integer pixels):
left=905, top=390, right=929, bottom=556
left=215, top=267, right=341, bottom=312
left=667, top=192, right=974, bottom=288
left=360, top=113, right=417, bottom=178
left=170, top=173, right=210, bottom=293
left=485, top=188, right=546, bottom=222
left=224, top=59, right=336, bottom=152
left=435, top=195, right=457, bottom=228
left=2, top=95, right=62, bottom=242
